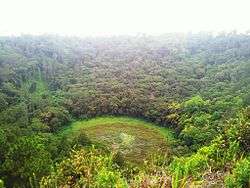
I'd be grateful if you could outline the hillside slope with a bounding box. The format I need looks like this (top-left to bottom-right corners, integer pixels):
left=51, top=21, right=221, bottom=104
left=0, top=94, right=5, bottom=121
left=0, top=33, right=249, bottom=187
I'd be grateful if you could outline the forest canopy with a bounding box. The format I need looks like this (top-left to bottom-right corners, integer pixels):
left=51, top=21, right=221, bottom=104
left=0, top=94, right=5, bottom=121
left=0, top=33, right=249, bottom=187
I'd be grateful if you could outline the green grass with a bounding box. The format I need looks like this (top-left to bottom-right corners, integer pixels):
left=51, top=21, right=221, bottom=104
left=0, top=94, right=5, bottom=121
left=60, top=116, right=175, bottom=163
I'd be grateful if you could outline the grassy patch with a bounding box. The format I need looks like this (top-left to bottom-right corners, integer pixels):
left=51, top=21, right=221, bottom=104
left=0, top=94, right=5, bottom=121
left=60, top=116, right=175, bottom=163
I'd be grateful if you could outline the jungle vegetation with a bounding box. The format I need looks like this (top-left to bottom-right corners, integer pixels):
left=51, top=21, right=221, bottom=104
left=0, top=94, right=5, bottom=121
left=0, top=33, right=249, bottom=187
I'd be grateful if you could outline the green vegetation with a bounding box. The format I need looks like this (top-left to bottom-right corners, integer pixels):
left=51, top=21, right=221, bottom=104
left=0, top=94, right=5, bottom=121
left=61, top=116, right=174, bottom=162
left=0, top=33, right=249, bottom=187
left=40, top=147, right=128, bottom=188
left=62, top=116, right=174, bottom=141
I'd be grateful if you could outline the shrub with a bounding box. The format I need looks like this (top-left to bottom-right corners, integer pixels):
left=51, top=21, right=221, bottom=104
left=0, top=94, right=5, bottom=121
left=225, top=157, right=250, bottom=188
left=40, top=147, right=127, bottom=187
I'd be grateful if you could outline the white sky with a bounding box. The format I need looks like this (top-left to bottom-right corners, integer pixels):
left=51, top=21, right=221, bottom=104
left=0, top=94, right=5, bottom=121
left=0, top=0, right=249, bottom=37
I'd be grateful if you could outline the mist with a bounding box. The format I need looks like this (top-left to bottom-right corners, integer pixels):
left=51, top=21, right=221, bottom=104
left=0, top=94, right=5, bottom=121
left=1, top=0, right=249, bottom=37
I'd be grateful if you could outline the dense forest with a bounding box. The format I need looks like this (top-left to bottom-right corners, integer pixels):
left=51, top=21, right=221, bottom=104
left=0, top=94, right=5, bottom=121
left=0, top=33, right=249, bottom=187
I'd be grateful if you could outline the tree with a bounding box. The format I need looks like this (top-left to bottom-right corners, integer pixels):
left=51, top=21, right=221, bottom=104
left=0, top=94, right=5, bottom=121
left=39, top=106, right=70, bottom=132
left=2, top=136, right=52, bottom=187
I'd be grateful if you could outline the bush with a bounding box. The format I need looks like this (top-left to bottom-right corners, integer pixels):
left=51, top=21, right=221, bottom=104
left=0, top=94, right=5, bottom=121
left=225, top=157, right=250, bottom=188
left=39, top=106, right=70, bottom=132
left=72, top=130, right=92, bottom=147
left=0, top=179, right=4, bottom=188
left=40, top=147, right=127, bottom=187
left=94, top=168, right=127, bottom=188
left=2, top=136, right=52, bottom=187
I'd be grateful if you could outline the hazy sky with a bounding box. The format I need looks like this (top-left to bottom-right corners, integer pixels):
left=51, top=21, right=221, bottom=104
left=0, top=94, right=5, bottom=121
left=0, top=0, right=249, bottom=36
